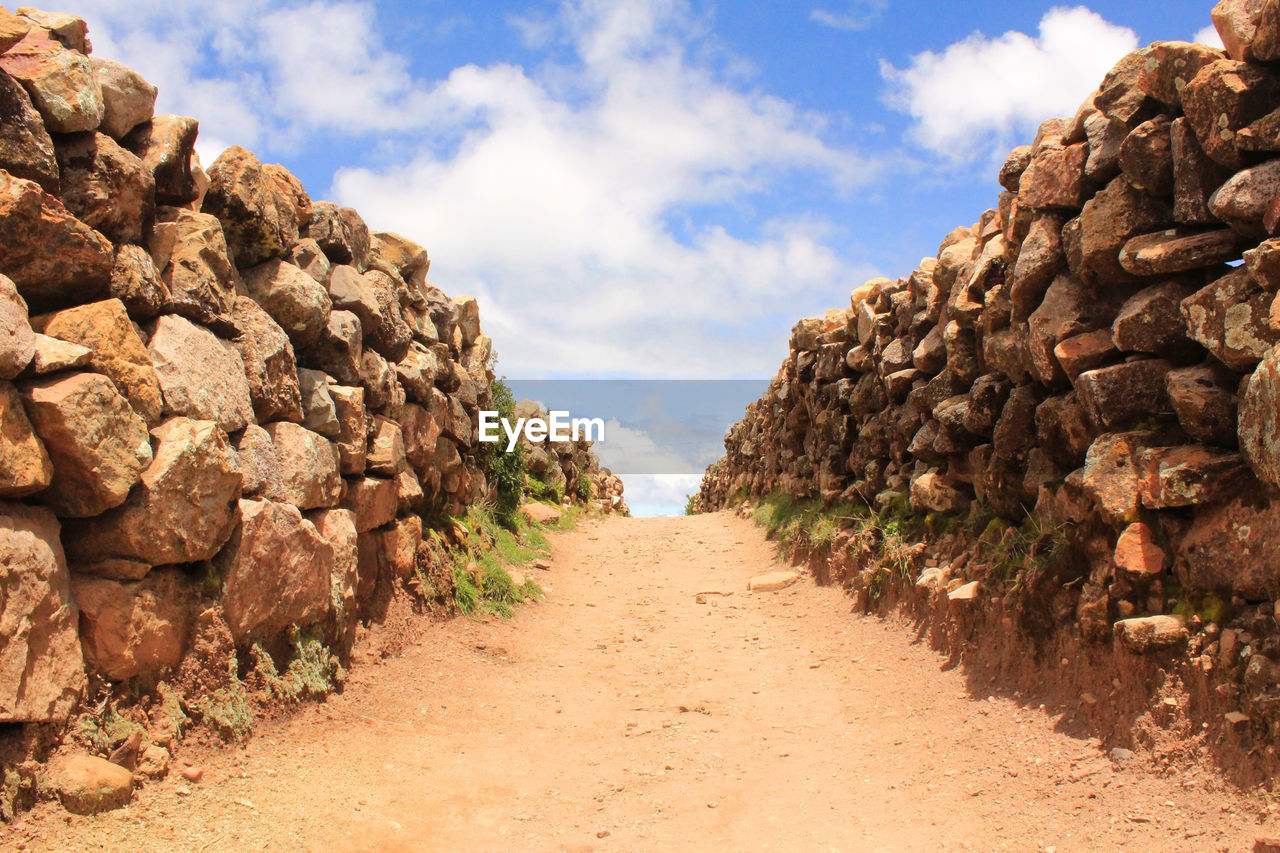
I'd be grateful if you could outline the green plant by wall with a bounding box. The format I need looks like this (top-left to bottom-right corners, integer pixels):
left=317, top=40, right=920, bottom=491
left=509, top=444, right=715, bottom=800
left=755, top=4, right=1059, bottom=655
left=478, top=377, right=527, bottom=529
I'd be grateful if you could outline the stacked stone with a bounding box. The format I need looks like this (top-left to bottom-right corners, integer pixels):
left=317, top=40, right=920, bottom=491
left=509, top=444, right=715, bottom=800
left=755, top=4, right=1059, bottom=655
left=700, top=2, right=1280, bottom=643
left=511, top=398, right=629, bottom=514
left=0, top=6, right=619, bottom=737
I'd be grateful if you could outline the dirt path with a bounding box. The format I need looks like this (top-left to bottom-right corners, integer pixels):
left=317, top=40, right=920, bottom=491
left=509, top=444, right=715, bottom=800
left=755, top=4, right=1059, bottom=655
left=7, top=513, right=1275, bottom=851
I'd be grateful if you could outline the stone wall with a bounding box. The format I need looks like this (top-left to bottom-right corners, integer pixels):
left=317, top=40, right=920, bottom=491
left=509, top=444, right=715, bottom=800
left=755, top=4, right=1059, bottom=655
left=698, top=1, right=1280, bottom=738
left=0, top=2, right=622, bottom=766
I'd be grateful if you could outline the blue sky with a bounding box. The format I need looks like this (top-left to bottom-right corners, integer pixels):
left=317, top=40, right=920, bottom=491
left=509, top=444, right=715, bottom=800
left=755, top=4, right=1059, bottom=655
left=70, top=0, right=1222, bottom=512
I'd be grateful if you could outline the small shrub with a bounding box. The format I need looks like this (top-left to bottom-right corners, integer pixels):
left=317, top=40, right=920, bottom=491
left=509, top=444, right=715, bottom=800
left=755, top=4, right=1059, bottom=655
left=478, top=378, right=526, bottom=529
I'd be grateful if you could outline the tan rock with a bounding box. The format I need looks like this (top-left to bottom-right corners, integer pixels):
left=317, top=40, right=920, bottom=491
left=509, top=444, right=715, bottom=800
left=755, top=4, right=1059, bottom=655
left=0, top=271, right=34, bottom=379
left=296, top=367, right=338, bottom=437
left=1114, top=615, right=1188, bottom=653
left=147, top=314, right=254, bottom=432
left=308, top=201, right=369, bottom=269
left=122, top=115, right=199, bottom=206
left=53, top=131, right=153, bottom=245
left=329, top=384, right=367, bottom=475
left=367, top=415, right=407, bottom=476
left=231, top=295, right=302, bottom=423
left=1241, top=344, right=1280, bottom=485
left=748, top=570, right=799, bottom=592
left=23, top=332, right=89, bottom=374
left=341, top=475, right=397, bottom=532
left=204, top=146, right=312, bottom=268
left=0, top=66, right=57, bottom=192
left=0, top=7, right=31, bottom=54
left=307, top=507, right=359, bottom=650
left=233, top=423, right=284, bottom=501
left=147, top=207, right=238, bottom=326
left=298, top=308, right=362, bottom=386
left=88, top=56, right=155, bottom=140
left=262, top=421, right=340, bottom=510
left=241, top=259, right=331, bottom=348
left=71, top=569, right=195, bottom=681
left=326, top=264, right=382, bottom=332
left=0, top=28, right=101, bottom=133
left=48, top=752, right=133, bottom=815
left=15, top=10, right=89, bottom=53
left=0, top=379, right=49, bottom=496
left=1083, top=432, right=1156, bottom=525
left=520, top=502, right=562, bottom=525
left=107, top=243, right=168, bottom=320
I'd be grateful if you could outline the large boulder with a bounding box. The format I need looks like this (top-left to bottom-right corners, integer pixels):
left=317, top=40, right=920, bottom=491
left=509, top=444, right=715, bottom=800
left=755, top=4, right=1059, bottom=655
left=262, top=421, right=340, bottom=510
left=1181, top=59, right=1280, bottom=169
left=1211, top=0, right=1280, bottom=61
left=19, top=372, right=152, bottom=517
left=0, top=169, right=112, bottom=313
left=88, top=56, right=156, bottom=140
left=147, top=207, right=238, bottom=327
left=71, top=569, right=195, bottom=681
left=0, top=68, right=56, bottom=192
left=47, top=752, right=133, bottom=815
left=0, top=273, right=34, bottom=379
left=216, top=498, right=332, bottom=644
left=308, top=201, right=369, bottom=268
left=0, top=502, right=84, bottom=722
left=64, top=418, right=242, bottom=577
left=1180, top=487, right=1280, bottom=599
left=106, top=244, right=169, bottom=321
left=121, top=115, right=200, bottom=206
left=1167, top=363, right=1240, bottom=448
left=240, top=259, right=331, bottom=348
left=32, top=298, right=163, bottom=424
left=0, top=28, right=101, bottom=133
left=1181, top=267, right=1279, bottom=371
left=203, top=146, right=311, bottom=268
left=230, top=295, right=302, bottom=423
left=0, top=380, right=50, bottom=497
left=147, top=314, right=254, bottom=432
left=1241, top=343, right=1280, bottom=484
left=53, top=131, right=154, bottom=245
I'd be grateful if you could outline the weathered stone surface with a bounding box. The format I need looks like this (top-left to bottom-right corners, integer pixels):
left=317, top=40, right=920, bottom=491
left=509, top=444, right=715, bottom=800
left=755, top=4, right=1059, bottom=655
left=308, top=202, right=369, bottom=269
left=230, top=295, right=302, bottom=423
left=1114, top=522, right=1167, bottom=576
left=33, top=298, right=163, bottom=424
left=233, top=423, right=284, bottom=501
left=1182, top=60, right=1280, bottom=169
left=371, top=231, right=429, bottom=293
left=24, top=332, right=89, bottom=374
left=1018, top=137, right=1087, bottom=210
left=0, top=380, right=49, bottom=495
left=326, top=264, right=381, bottom=332
left=1180, top=489, right=1280, bottom=599
left=147, top=207, right=237, bottom=326
left=47, top=753, right=132, bottom=815
left=1078, top=360, right=1174, bottom=430
left=204, top=146, right=312, bottom=268
left=0, top=68, right=56, bottom=192
left=0, top=272, right=34, bottom=379
left=15, top=10, right=89, bottom=52
left=1140, top=445, right=1251, bottom=507
left=122, top=115, right=199, bottom=206
left=1077, top=176, right=1172, bottom=284
left=1208, top=157, right=1280, bottom=235
left=1171, top=117, right=1232, bottom=226
left=298, top=309, right=362, bottom=386
left=1054, top=329, right=1117, bottom=381
left=54, top=131, right=153, bottom=245
left=363, top=270, right=411, bottom=362
left=71, top=569, right=195, bottom=681
left=107, top=244, right=168, bottom=320
left=910, top=469, right=969, bottom=513
left=0, top=8, right=29, bottom=54
left=1167, top=363, right=1240, bottom=447
left=1241, top=344, right=1280, bottom=484
left=296, top=367, right=339, bottom=437
left=263, top=421, right=340, bottom=510
left=1026, top=272, right=1099, bottom=385
left=1212, top=0, right=1273, bottom=60
left=0, top=29, right=101, bottom=133
left=521, top=502, right=563, bottom=525
left=453, top=295, right=481, bottom=348
left=1118, top=117, right=1173, bottom=196
left=1083, top=431, right=1156, bottom=524
left=1094, top=49, right=1159, bottom=125
left=307, top=507, right=359, bottom=649
left=65, top=418, right=242, bottom=575
left=147, top=314, right=254, bottom=432
left=358, top=347, right=397, bottom=412
left=216, top=498, right=332, bottom=644
left=288, top=238, right=330, bottom=284
left=0, top=502, right=83, bottom=722
left=1083, top=109, right=1126, bottom=184
left=1134, top=42, right=1223, bottom=109
left=1009, top=213, right=1065, bottom=322
left=1115, top=615, right=1188, bottom=653
left=1246, top=238, right=1280, bottom=290
left=0, top=169, right=111, bottom=312
left=20, top=372, right=151, bottom=517
left=998, top=145, right=1032, bottom=192
left=88, top=56, right=155, bottom=140
left=367, top=415, right=407, bottom=476
left=241, top=259, right=331, bottom=349
left=1118, top=229, right=1242, bottom=276
left=395, top=343, right=438, bottom=403
left=1111, top=280, right=1200, bottom=358
left=330, top=384, right=367, bottom=476
left=356, top=516, right=421, bottom=607
left=341, top=475, right=398, bottom=532
left=748, top=570, right=799, bottom=592
left=1181, top=267, right=1279, bottom=370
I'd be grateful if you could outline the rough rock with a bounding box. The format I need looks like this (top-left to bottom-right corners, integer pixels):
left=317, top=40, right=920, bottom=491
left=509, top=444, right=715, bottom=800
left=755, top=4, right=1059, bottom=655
left=1115, top=615, right=1188, bottom=653
left=307, top=507, right=359, bottom=649
left=1171, top=117, right=1232, bottom=225
left=147, top=314, right=254, bottom=432
left=0, top=169, right=112, bottom=313
left=521, top=502, right=563, bottom=525
left=32, top=298, right=163, bottom=424
left=240, top=259, right=331, bottom=349
left=0, top=29, right=102, bottom=133
left=1240, top=344, right=1280, bottom=484
left=748, top=571, right=799, bottom=592
left=88, top=56, right=155, bottom=140
left=0, top=67, right=56, bottom=192
left=1140, top=445, right=1252, bottom=507
left=1114, top=522, right=1167, bottom=576
left=0, top=502, right=83, bottom=722
left=65, top=417, right=242, bottom=576
left=15, top=10, right=89, bottom=52
left=1212, top=0, right=1276, bottom=60
left=19, top=372, right=152, bottom=517
left=71, top=569, right=194, bottom=681
left=216, top=499, right=332, bottom=644
left=55, top=131, right=154, bottom=245
left=367, top=415, right=407, bottom=476
left=262, top=421, right=340, bottom=510
left=296, top=367, right=339, bottom=437
left=0, top=272, right=34, bottom=379
left=1077, top=176, right=1172, bottom=284
left=147, top=207, right=237, bottom=326
left=0, top=7, right=29, bottom=54
left=329, top=384, right=367, bottom=475
left=203, top=146, right=311, bottom=268
left=232, top=423, right=284, bottom=501
left=1118, top=228, right=1242, bottom=275
left=1118, top=117, right=1173, bottom=196
left=230, top=295, right=302, bottom=423
left=341, top=475, right=398, bottom=532
left=1208, top=158, right=1280, bottom=235
left=1167, top=363, right=1240, bottom=447
left=1180, top=489, right=1280, bottom=599
left=1181, top=267, right=1279, bottom=370
left=298, top=309, right=362, bottom=386
left=289, top=238, right=330, bottom=283
left=362, top=270, right=411, bottom=362
left=107, top=244, right=168, bottom=320
left=1181, top=59, right=1280, bottom=169
left=308, top=201, right=369, bottom=268
left=1083, top=432, right=1156, bottom=525
left=0, top=380, right=50, bottom=496
left=1054, top=329, right=1117, bottom=381
left=326, top=264, right=381, bottom=332
left=1111, top=280, right=1200, bottom=357
left=47, top=753, right=133, bottom=815
left=122, top=115, right=200, bottom=206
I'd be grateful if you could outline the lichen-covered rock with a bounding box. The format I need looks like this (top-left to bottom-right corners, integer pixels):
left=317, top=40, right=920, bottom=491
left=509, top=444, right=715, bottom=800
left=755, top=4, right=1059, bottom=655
left=19, top=372, right=152, bottom=517
left=122, top=115, right=200, bottom=206
left=1139, top=445, right=1251, bottom=507
left=71, top=569, right=195, bottom=681
left=0, top=380, right=50, bottom=496
left=203, top=146, right=312, bottom=268
left=1111, top=279, right=1200, bottom=357
left=147, top=207, right=238, bottom=326
left=0, top=502, right=84, bottom=722
left=1240, top=343, right=1280, bottom=485
left=216, top=498, right=332, bottom=644
left=230, top=295, right=302, bottom=423
left=0, top=169, right=112, bottom=313
left=1181, top=267, right=1279, bottom=370
left=147, top=314, right=254, bottom=432
left=65, top=417, right=242, bottom=577
left=240, top=259, right=331, bottom=348
left=262, top=421, right=341, bottom=510
left=53, top=131, right=154, bottom=245
left=0, top=28, right=101, bottom=133
left=33, top=298, right=163, bottom=424
left=1182, top=59, right=1280, bottom=169
left=0, top=68, right=56, bottom=192
left=47, top=752, right=133, bottom=815
left=1083, top=431, right=1157, bottom=524
left=88, top=56, right=155, bottom=140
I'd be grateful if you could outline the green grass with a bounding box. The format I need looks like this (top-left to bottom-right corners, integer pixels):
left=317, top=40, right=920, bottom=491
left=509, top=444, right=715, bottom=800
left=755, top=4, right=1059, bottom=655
left=447, top=505, right=568, bottom=617
left=750, top=492, right=870, bottom=551
left=477, top=378, right=526, bottom=529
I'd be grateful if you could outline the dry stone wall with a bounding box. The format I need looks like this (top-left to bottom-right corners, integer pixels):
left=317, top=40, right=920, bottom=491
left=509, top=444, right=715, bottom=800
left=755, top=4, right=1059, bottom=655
left=698, top=0, right=1280, bottom=743
left=0, top=1, right=622, bottom=773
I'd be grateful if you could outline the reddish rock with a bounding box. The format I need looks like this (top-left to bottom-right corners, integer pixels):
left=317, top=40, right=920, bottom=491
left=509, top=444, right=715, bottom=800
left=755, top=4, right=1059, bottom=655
left=33, top=298, right=163, bottom=424
left=1076, top=359, right=1173, bottom=430
left=1171, top=117, right=1232, bottom=226
left=367, top=415, right=407, bottom=476
left=122, top=115, right=200, bottom=206
left=308, top=201, right=369, bottom=269
left=396, top=343, right=439, bottom=404
left=1077, top=176, right=1172, bottom=284
left=216, top=498, right=333, bottom=643
left=0, top=169, right=112, bottom=312
left=1118, top=228, right=1243, bottom=276
left=363, top=270, right=412, bottom=361
left=1240, top=344, right=1280, bottom=484
left=0, top=8, right=29, bottom=54
left=233, top=423, right=284, bottom=501
left=306, top=507, right=359, bottom=650
left=358, top=347, right=398, bottom=412
left=1114, top=615, right=1188, bottom=653
left=1181, top=267, right=1279, bottom=370
left=71, top=569, right=195, bottom=681
left=147, top=314, right=254, bottom=432
left=0, top=380, right=50, bottom=496
left=1212, top=0, right=1276, bottom=60
left=19, top=372, right=152, bottom=517
left=262, top=421, right=340, bottom=510
left=15, top=10, right=89, bottom=53
left=240, top=259, right=331, bottom=349
left=1139, top=445, right=1252, bottom=507
left=1134, top=42, right=1224, bottom=109
left=298, top=308, right=362, bottom=386
left=1111, top=279, right=1200, bottom=358
left=295, top=368, right=337, bottom=439
left=1209, top=158, right=1280, bottom=235
left=289, top=238, right=330, bottom=284
left=230, top=295, right=302, bottom=423
left=1083, top=109, right=1126, bottom=184
left=1018, top=138, right=1087, bottom=211
left=1026, top=272, right=1100, bottom=385
left=147, top=207, right=237, bottom=326
left=326, top=264, right=382, bottom=333
left=1114, top=522, right=1167, bottom=576
left=999, top=145, right=1032, bottom=192
left=1118, top=117, right=1173, bottom=196
left=47, top=752, right=133, bottom=815
left=1054, top=329, right=1117, bottom=381
left=0, top=273, right=34, bottom=379
left=88, top=56, right=155, bottom=141
left=0, top=502, right=84, bottom=722
left=1083, top=431, right=1157, bottom=524
left=107, top=244, right=168, bottom=320
left=909, top=469, right=969, bottom=513
left=1180, top=488, right=1280, bottom=599
left=1093, top=49, right=1158, bottom=125
left=1245, top=238, right=1280, bottom=290
left=54, top=131, right=154, bottom=245
left=0, top=68, right=56, bottom=192
left=341, top=475, right=397, bottom=533
left=329, top=384, right=368, bottom=475
left=65, top=417, right=242, bottom=576
left=0, top=29, right=101, bottom=133
left=1167, top=363, right=1241, bottom=448
left=204, top=147, right=312, bottom=268
left=1182, top=60, right=1280, bottom=169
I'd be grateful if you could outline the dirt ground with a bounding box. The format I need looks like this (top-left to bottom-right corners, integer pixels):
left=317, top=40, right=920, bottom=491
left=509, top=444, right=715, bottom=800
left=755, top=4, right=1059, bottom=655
left=6, top=512, right=1279, bottom=851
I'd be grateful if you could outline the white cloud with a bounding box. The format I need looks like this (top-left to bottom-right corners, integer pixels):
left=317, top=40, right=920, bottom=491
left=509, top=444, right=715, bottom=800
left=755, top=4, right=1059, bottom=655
left=880, top=6, right=1138, bottom=161
left=619, top=474, right=703, bottom=516
left=1195, top=24, right=1224, bottom=49
left=810, top=1, right=888, bottom=32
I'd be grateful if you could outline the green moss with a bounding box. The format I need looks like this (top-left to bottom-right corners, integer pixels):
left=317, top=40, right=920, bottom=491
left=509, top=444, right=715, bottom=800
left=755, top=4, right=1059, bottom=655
left=251, top=626, right=345, bottom=705
left=185, top=656, right=253, bottom=744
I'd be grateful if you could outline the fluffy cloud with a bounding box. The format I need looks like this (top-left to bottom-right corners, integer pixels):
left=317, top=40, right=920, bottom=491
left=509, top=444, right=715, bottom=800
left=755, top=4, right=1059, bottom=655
left=1195, top=24, right=1225, bottom=49
left=620, top=474, right=704, bottom=516
left=880, top=6, right=1138, bottom=161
